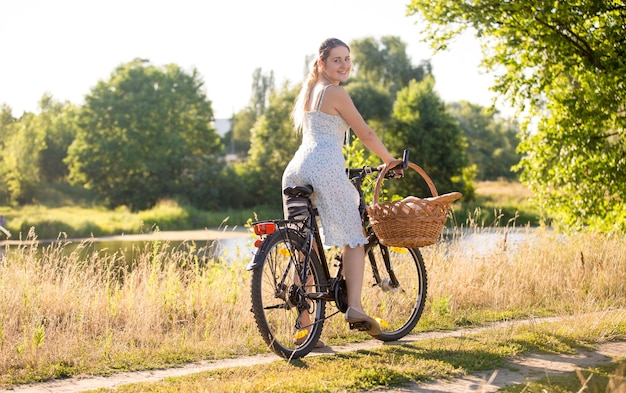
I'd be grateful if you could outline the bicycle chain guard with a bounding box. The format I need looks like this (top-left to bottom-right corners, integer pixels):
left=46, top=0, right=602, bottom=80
left=331, top=277, right=348, bottom=313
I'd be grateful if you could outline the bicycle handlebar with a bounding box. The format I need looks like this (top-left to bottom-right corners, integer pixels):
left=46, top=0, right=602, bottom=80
left=346, top=149, right=409, bottom=181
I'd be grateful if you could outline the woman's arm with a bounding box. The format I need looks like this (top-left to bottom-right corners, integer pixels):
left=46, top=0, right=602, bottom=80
left=324, top=85, right=396, bottom=165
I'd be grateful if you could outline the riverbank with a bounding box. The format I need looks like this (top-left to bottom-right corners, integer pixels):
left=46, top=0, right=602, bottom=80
left=0, top=227, right=250, bottom=246
left=0, top=180, right=543, bottom=241
left=1, top=225, right=536, bottom=246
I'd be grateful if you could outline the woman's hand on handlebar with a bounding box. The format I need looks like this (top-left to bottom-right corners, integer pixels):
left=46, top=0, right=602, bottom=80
left=378, top=160, right=405, bottom=178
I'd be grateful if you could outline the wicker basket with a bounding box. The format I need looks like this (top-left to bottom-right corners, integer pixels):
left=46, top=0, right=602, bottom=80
left=366, top=160, right=462, bottom=248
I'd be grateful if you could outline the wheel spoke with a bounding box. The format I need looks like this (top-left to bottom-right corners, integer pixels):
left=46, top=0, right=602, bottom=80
left=250, top=228, right=327, bottom=359
left=362, top=244, right=427, bottom=341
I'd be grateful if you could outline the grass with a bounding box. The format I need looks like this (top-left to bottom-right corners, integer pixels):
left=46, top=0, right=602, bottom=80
left=456, top=180, right=544, bottom=227
left=86, top=313, right=626, bottom=393
left=0, top=180, right=541, bottom=241
left=1, top=180, right=624, bottom=391
left=0, top=200, right=282, bottom=240
left=1, top=225, right=625, bottom=390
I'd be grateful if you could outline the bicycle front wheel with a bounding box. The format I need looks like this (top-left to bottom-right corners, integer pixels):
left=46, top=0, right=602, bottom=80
left=249, top=228, right=327, bottom=359
left=362, top=243, right=427, bottom=341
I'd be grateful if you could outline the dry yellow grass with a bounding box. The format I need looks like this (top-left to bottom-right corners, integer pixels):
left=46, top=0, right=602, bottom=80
left=1, top=226, right=625, bottom=386
left=429, top=227, right=626, bottom=314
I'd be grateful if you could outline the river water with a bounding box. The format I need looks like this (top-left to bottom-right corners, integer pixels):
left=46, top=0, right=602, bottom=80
left=2, top=227, right=540, bottom=265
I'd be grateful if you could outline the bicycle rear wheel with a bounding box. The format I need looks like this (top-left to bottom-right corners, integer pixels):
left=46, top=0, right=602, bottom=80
left=249, top=228, right=327, bottom=359
left=362, top=243, right=427, bottom=341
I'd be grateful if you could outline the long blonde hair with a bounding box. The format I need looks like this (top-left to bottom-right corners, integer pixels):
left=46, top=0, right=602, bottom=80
left=291, top=38, right=350, bottom=131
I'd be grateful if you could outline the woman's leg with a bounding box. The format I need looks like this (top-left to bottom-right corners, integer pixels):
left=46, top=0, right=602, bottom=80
left=343, top=244, right=381, bottom=335
left=343, top=245, right=366, bottom=311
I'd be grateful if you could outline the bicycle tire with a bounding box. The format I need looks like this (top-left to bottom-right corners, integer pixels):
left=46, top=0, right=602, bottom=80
left=250, top=227, right=327, bottom=359
left=362, top=242, right=427, bottom=341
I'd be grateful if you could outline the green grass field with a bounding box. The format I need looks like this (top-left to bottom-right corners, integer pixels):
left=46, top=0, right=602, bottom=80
left=0, top=180, right=541, bottom=240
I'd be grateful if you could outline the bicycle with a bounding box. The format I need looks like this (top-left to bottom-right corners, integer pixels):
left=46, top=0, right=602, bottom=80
left=246, top=151, right=428, bottom=359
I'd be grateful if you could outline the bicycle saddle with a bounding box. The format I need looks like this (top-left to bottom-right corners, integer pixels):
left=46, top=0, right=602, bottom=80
left=283, top=185, right=314, bottom=198
left=283, top=185, right=314, bottom=220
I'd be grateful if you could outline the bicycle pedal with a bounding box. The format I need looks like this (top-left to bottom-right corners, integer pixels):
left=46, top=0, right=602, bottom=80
left=348, top=321, right=371, bottom=332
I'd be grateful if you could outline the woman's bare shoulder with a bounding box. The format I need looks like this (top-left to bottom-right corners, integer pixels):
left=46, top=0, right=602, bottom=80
left=324, top=84, right=352, bottom=103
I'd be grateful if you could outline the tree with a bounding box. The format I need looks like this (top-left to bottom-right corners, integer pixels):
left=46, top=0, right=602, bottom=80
left=0, top=104, right=14, bottom=137
left=250, top=68, right=275, bottom=117
left=37, top=94, right=79, bottom=183
left=345, top=36, right=433, bottom=163
left=65, top=59, right=222, bottom=210
left=345, top=80, right=393, bottom=125
left=407, top=0, right=626, bottom=231
left=345, top=80, right=394, bottom=147
left=224, top=68, right=275, bottom=157
left=0, top=97, right=78, bottom=204
left=0, top=104, right=16, bottom=203
left=0, top=112, right=46, bottom=204
left=238, top=83, right=301, bottom=208
left=387, top=76, right=470, bottom=198
left=350, top=36, right=430, bottom=99
left=447, top=101, right=520, bottom=181
left=225, top=107, right=256, bottom=156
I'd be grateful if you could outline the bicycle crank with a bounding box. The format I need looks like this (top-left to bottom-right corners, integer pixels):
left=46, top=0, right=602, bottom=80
left=331, top=277, right=348, bottom=313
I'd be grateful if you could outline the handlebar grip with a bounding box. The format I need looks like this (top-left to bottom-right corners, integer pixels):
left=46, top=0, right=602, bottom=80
left=386, top=149, right=409, bottom=174
left=402, top=149, right=409, bottom=170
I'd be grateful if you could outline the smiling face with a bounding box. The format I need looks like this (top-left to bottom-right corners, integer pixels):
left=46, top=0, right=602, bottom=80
left=319, top=45, right=352, bottom=85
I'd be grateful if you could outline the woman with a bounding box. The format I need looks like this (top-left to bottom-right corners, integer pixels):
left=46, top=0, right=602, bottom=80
left=283, top=38, right=400, bottom=341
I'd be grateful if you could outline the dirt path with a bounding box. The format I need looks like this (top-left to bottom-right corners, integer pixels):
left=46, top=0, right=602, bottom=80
left=4, top=315, right=624, bottom=393
left=375, top=341, right=626, bottom=393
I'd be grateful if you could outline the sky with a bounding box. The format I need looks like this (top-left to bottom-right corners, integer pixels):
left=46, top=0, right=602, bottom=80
left=0, top=0, right=507, bottom=120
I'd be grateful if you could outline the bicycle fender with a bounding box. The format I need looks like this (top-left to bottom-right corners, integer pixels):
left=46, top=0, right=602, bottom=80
left=245, top=255, right=261, bottom=271
left=245, top=238, right=273, bottom=271
left=245, top=227, right=301, bottom=271
left=246, top=223, right=279, bottom=270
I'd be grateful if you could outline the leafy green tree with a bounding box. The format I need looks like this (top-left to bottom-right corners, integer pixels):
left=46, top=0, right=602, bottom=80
left=345, top=36, right=432, bottom=163
left=250, top=68, right=275, bottom=117
left=350, top=36, right=429, bottom=98
left=224, top=107, right=256, bottom=156
left=0, top=98, right=78, bottom=204
left=0, top=104, right=14, bottom=136
left=0, top=104, right=16, bottom=202
left=66, top=59, right=222, bottom=210
left=343, top=80, right=395, bottom=156
left=0, top=112, right=46, bottom=204
left=387, top=76, right=470, bottom=198
left=407, top=0, right=626, bottom=231
left=37, top=95, right=79, bottom=182
left=176, top=153, right=234, bottom=211
left=447, top=101, right=520, bottom=181
left=345, top=80, right=393, bottom=127
left=224, top=68, right=276, bottom=157
left=238, top=83, right=301, bottom=208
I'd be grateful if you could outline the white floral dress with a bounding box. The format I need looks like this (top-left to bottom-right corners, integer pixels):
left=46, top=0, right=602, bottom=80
left=282, top=85, right=367, bottom=248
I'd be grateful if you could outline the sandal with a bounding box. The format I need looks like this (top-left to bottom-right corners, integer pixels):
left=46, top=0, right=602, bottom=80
left=294, top=335, right=326, bottom=348
left=345, top=307, right=382, bottom=336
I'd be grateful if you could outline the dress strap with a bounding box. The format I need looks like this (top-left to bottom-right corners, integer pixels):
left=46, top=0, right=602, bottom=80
left=314, top=84, right=333, bottom=112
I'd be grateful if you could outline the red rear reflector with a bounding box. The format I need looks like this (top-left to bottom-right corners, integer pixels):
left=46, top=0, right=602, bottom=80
left=254, top=222, right=276, bottom=236
left=254, top=239, right=263, bottom=248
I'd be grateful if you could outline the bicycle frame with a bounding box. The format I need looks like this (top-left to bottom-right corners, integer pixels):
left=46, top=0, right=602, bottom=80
left=248, top=152, right=427, bottom=358
left=351, top=168, right=402, bottom=293
left=248, top=165, right=398, bottom=308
